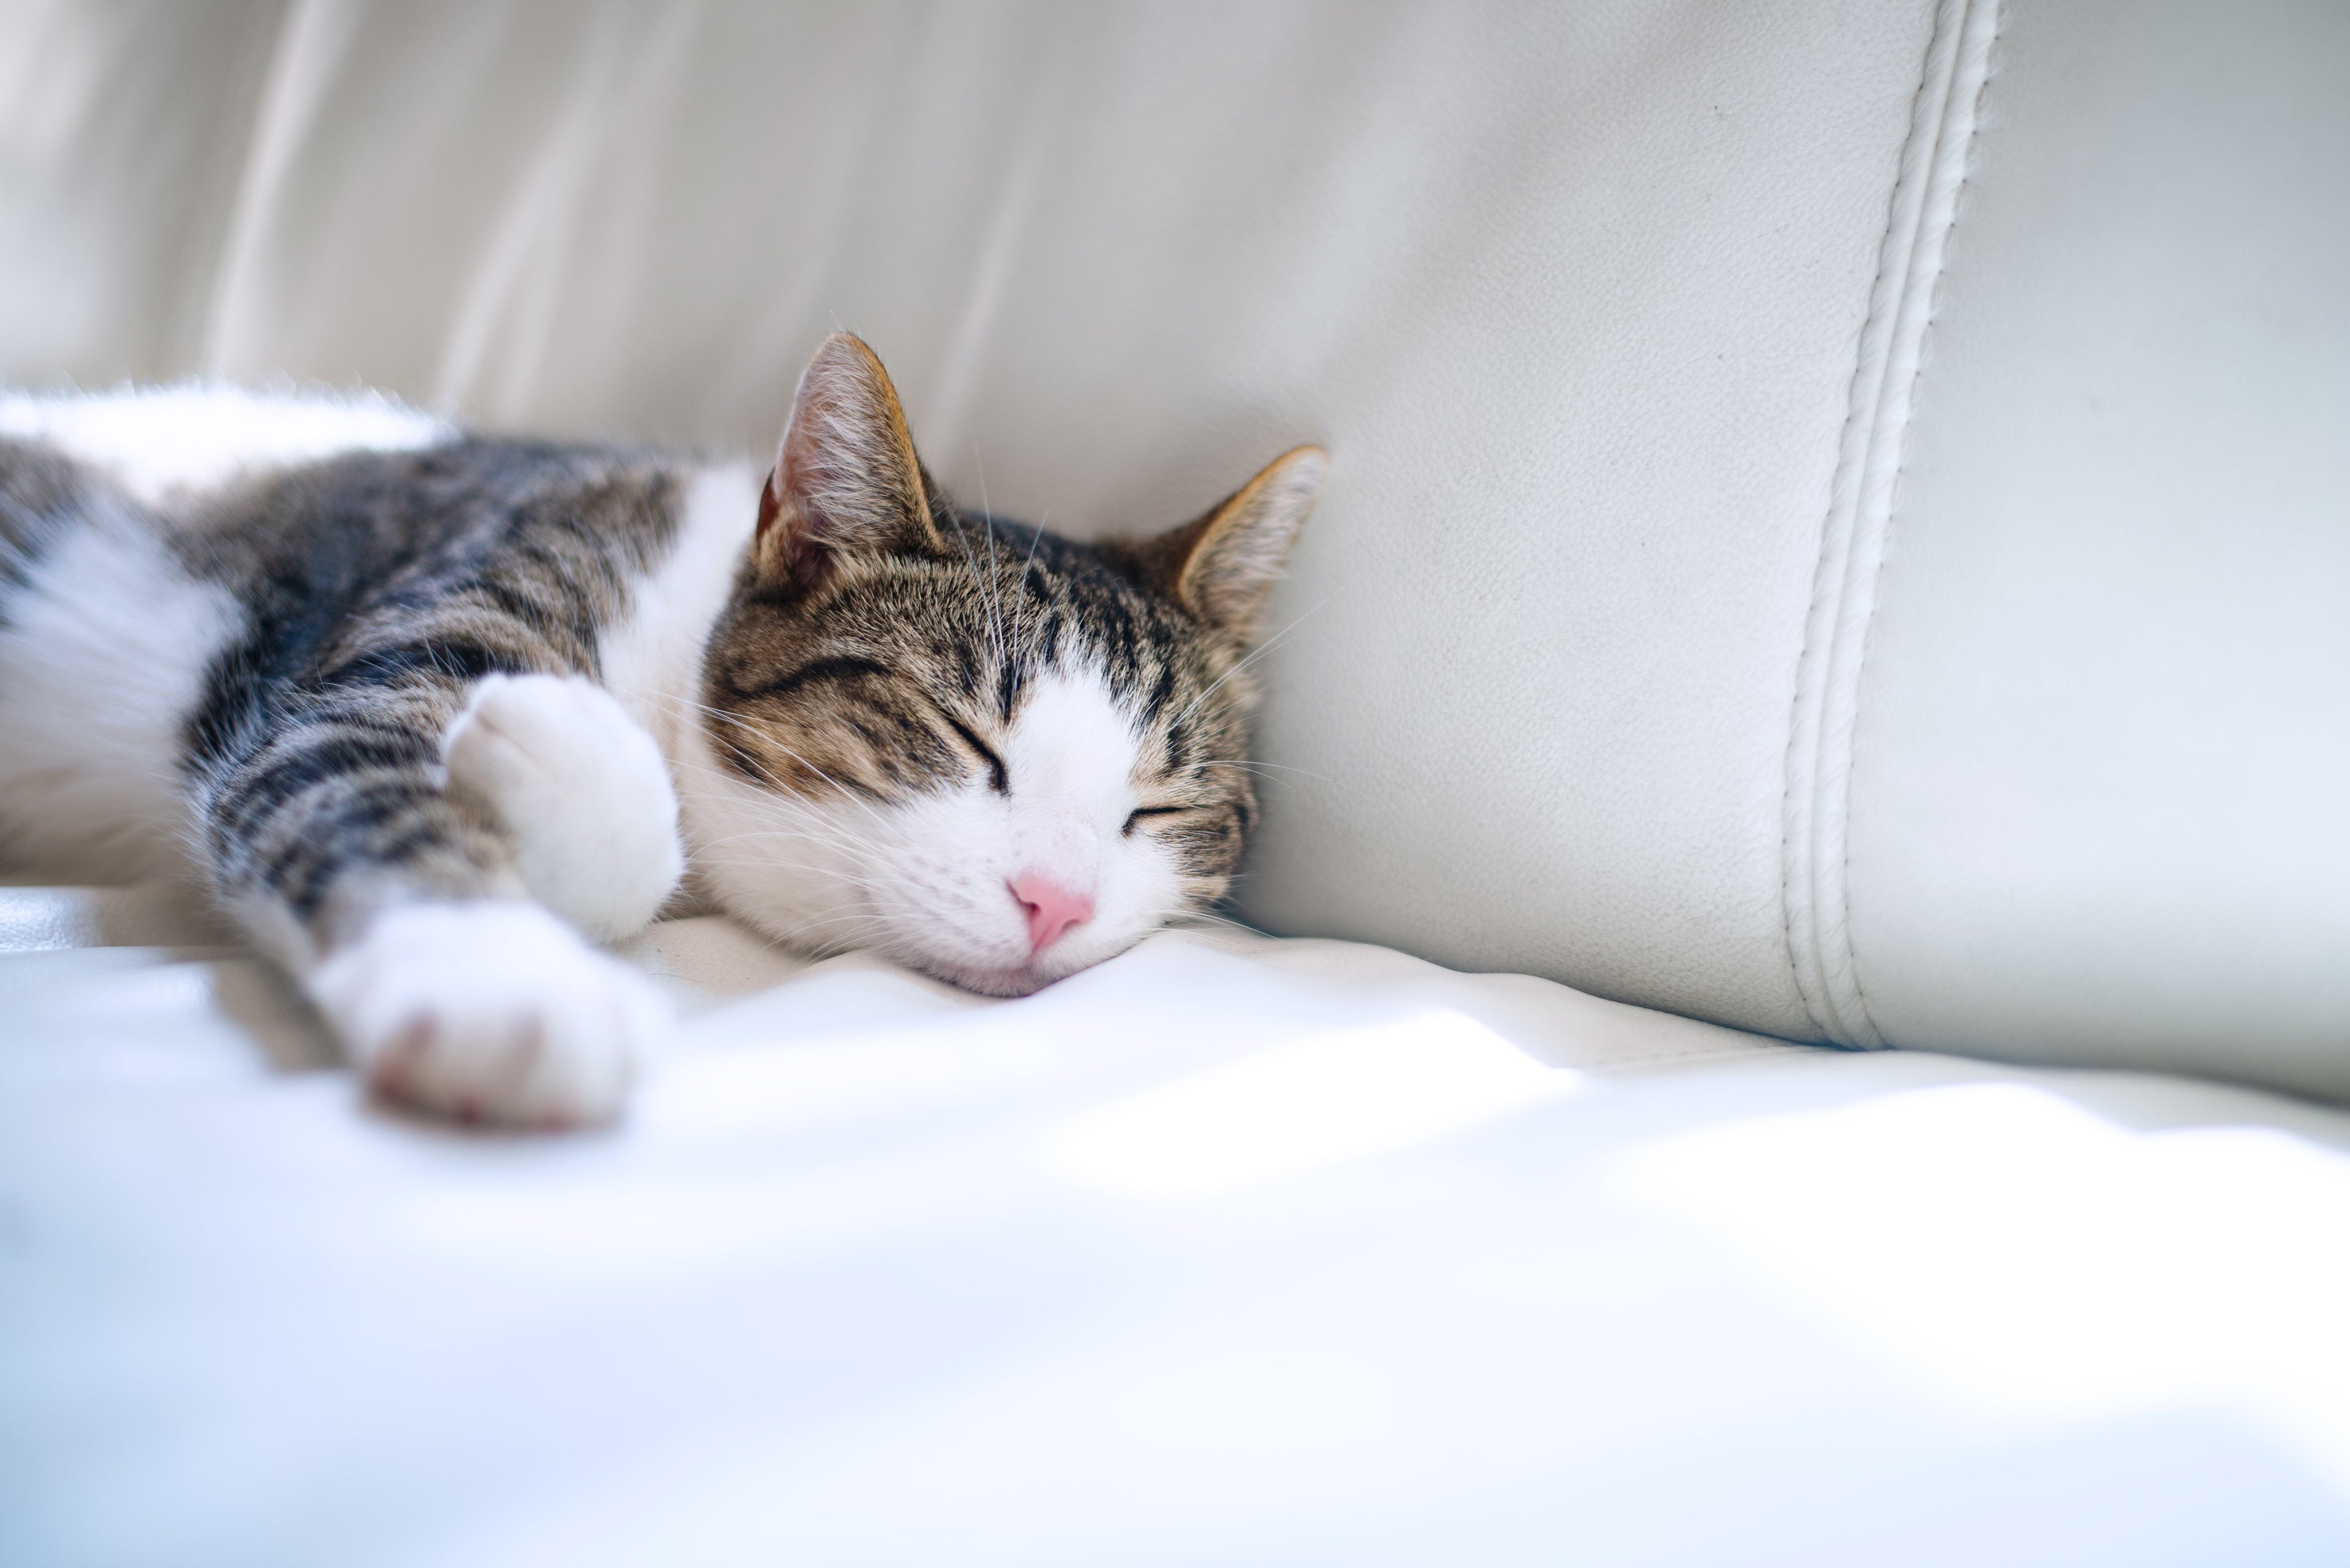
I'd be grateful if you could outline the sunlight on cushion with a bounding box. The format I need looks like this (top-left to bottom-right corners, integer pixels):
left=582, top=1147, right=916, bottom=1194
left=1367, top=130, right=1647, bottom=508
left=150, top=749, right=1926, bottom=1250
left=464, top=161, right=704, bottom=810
left=0, top=886, right=104, bottom=952
left=1615, top=1083, right=2350, bottom=1488
left=1043, top=1009, right=1576, bottom=1201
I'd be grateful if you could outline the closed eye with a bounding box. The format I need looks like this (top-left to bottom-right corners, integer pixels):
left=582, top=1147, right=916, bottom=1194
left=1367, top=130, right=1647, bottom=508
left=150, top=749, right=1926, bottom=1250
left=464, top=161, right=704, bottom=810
left=1122, top=805, right=1193, bottom=836
left=940, top=713, right=1010, bottom=795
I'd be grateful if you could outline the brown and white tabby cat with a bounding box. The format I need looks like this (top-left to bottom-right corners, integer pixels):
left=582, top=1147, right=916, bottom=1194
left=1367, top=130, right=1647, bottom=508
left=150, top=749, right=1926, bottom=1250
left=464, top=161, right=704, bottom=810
left=0, top=335, right=1324, bottom=1128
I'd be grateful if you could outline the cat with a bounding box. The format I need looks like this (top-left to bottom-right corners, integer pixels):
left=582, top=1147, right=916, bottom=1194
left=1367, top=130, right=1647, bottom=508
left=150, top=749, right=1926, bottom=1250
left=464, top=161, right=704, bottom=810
left=0, top=334, right=1324, bottom=1128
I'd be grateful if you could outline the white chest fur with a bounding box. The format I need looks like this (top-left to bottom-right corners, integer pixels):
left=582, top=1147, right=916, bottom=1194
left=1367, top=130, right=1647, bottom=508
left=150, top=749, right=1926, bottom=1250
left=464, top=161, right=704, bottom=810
left=595, top=460, right=760, bottom=763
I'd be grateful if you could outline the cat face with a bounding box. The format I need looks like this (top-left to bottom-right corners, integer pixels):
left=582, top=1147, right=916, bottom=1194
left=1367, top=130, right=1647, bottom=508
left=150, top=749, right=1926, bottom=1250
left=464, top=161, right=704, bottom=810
left=684, top=334, right=1323, bottom=996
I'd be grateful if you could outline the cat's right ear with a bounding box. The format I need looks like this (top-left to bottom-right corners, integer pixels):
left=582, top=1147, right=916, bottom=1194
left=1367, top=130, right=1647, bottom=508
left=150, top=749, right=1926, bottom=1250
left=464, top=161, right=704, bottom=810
left=753, top=333, right=946, bottom=592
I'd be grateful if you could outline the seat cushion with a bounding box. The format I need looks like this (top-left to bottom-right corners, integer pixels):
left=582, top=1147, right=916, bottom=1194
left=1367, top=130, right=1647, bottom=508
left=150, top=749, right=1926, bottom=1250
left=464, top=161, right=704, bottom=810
left=8, top=883, right=2350, bottom=1564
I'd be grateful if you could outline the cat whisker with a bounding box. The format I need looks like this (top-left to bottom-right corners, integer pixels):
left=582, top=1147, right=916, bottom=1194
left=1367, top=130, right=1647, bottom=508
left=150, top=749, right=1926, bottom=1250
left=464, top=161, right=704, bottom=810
left=669, top=710, right=902, bottom=835
left=1165, top=906, right=1263, bottom=937
left=1006, top=513, right=1047, bottom=711
left=1166, top=592, right=1333, bottom=733
left=972, top=450, right=1014, bottom=681
left=941, top=480, right=1009, bottom=683
left=705, top=859, right=929, bottom=901
left=1188, top=757, right=1348, bottom=796
left=1016, top=510, right=1055, bottom=677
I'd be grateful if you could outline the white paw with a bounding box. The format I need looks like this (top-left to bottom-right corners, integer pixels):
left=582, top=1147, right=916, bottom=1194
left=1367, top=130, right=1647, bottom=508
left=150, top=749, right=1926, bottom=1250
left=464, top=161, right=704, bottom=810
left=444, top=673, right=686, bottom=943
left=310, top=902, right=667, bottom=1129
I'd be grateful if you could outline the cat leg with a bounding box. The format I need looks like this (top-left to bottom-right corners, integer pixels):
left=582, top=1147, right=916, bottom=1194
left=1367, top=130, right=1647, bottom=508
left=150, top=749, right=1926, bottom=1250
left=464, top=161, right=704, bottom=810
left=442, top=673, right=686, bottom=944
left=308, top=899, right=662, bottom=1127
left=199, top=683, right=666, bottom=1128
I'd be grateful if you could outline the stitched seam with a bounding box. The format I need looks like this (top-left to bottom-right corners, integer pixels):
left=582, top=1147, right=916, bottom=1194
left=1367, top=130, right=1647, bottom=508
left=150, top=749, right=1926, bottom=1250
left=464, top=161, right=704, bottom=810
left=1780, top=411, right=1874, bottom=1042
left=1782, top=0, right=1951, bottom=1047
left=1822, top=2, right=1961, bottom=1049
left=1779, top=232, right=1893, bottom=1045
left=1781, top=0, right=1998, bottom=1049
left=1825, top=0, right=2002, bottom=1047
left=1839, top=10, right=2003, bottom=1040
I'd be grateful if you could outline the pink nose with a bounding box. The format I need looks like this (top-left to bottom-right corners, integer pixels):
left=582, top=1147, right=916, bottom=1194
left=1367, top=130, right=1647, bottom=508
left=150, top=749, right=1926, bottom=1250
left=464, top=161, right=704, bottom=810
left=1010, top=874, right=1094, bottom=957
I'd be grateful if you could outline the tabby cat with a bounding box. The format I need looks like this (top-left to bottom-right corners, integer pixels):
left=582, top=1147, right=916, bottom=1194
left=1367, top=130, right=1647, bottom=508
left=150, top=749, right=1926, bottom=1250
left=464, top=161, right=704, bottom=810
left=0, top=335, right=1324, bottom=1127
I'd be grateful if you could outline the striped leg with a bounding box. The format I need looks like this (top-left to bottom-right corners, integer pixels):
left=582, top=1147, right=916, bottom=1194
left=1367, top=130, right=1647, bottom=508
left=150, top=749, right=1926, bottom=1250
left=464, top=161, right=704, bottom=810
left=198, top=683, right=665, bottom=1127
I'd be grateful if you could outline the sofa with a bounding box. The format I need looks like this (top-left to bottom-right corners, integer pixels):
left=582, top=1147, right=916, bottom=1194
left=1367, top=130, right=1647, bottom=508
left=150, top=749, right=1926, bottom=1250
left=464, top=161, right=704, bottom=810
left=6, top=2, right=2350, bottom=1562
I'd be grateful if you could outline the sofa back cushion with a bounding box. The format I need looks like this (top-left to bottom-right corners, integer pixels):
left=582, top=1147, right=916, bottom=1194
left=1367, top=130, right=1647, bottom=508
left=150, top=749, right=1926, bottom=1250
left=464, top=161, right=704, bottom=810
left=6, top=0, right=2348, bottom=1095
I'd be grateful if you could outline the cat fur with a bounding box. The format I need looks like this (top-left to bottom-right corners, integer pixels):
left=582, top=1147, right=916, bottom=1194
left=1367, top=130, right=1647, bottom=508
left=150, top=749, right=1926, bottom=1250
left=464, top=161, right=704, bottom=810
left=0, top=336, right=1324, bottom=1127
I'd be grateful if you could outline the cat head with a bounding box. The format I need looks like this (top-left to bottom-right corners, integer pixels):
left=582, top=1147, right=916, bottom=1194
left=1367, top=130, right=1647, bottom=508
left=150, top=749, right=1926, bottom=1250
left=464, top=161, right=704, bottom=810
left=684, top=333, right=1323, bottom=996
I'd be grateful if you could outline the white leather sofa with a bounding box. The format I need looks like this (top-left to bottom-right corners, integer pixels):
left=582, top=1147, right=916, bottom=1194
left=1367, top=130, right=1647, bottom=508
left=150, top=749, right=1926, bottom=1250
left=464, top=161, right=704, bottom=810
left=6, top=2, right=2350, bottom=1562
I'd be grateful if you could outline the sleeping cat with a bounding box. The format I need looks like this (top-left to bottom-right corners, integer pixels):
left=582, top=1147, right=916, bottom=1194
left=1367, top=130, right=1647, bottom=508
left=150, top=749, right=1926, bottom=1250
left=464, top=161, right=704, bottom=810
left=0, top=334, right=1324, bottom=1128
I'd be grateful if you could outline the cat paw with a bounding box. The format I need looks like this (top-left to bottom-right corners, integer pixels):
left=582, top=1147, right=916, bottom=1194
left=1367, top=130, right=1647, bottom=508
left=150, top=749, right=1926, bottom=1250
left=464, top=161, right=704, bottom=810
left=444, top=673, right=685, bottom=943
left=309, top=901, right=666, bottom=1129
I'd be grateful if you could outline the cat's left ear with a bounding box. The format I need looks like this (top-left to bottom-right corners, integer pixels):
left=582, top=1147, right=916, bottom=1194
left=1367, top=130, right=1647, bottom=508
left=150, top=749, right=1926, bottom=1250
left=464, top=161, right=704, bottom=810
left=1138, top=446, right=1326, bottom=642
left=753, top=332, right=947, bottom=591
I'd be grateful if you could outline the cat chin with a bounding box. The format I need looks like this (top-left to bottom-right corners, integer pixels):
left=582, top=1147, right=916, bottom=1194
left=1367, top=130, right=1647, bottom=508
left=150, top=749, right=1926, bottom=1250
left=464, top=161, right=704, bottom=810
left=905, top=932, right=1150, bottom=1000
left=871, top=937, right=1051, bottom=996
left=920, top=961, right=1060, bottom=1000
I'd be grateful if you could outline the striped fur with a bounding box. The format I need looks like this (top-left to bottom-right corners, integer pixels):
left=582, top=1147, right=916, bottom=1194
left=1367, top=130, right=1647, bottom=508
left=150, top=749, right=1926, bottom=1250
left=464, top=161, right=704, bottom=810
left=180, top=438, right=684, bottom=957
left=0, top=338, right=1324, bottom=1125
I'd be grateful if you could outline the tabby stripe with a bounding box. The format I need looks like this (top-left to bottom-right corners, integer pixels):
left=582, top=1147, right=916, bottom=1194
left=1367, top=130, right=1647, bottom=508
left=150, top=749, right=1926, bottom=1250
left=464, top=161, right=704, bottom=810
left=324, top=639, right=521, bottom=687
left=214, top=734, right=438, bottom=832
left=737, top=655, right=892, bottom=704
left=249, top=776, right=436, bottom=878
left=472, top=576, right=559, bottom=634
left=995, top=658, right=1022, bottom=721
left=1142, top=662, right=1177, bottom=725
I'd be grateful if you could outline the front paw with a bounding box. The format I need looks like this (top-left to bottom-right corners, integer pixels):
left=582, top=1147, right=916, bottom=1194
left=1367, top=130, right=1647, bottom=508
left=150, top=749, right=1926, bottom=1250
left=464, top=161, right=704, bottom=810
left=309, top=902, right=667, bottom=1129
left=444, top=673, right=686, bottom=943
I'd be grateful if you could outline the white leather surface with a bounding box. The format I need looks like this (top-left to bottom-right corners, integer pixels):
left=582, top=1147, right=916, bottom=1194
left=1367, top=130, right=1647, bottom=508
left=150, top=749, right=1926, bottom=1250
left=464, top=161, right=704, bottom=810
left=1842, top=2, right=2350, bottom=1097
left=14, top=8, right=2350, bottom=1557
left=10, top=886, right=2350, bottom=1564
left=0, top=0, right=1948, bottom=1038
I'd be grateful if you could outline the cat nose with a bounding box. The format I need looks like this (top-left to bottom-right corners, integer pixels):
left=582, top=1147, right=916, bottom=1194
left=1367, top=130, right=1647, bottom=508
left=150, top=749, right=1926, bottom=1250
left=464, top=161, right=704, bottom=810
left=1009, top=874, right=1094, bottom=958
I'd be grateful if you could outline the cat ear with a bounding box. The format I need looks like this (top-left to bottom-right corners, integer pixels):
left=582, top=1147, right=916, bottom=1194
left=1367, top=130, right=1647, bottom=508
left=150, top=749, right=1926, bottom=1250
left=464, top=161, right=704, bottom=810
left=1142, top=446, right=1326, bottom=639
left=753, top=332, right=945, bottom=590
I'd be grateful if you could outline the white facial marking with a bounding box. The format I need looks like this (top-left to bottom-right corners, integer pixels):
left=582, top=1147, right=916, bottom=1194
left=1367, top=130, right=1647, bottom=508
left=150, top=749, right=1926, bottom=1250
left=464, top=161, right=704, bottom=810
left=680, top=663, right=1189, bottom=997
left=996, top=670, right=1143, bottom=897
